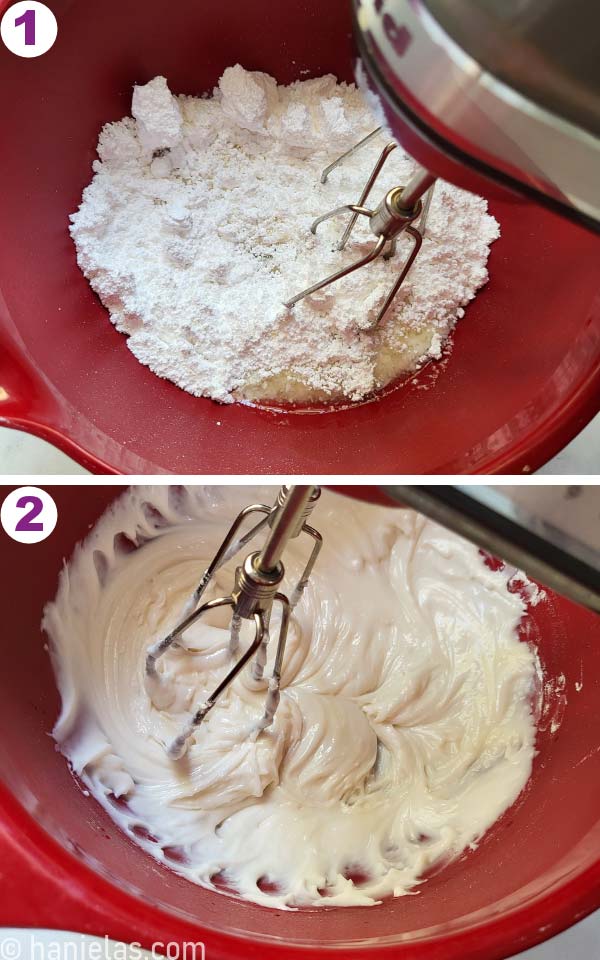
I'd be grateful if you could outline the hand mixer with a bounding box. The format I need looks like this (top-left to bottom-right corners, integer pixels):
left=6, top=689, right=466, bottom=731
left=287, top=0, right=600, bottom=322
left=285, top=130, right=437, bottom=327
left=145, top=485, right=322, bottom=758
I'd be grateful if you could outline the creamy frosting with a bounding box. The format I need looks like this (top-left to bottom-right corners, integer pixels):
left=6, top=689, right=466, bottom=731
left=43, top=486, right=540, bottom=909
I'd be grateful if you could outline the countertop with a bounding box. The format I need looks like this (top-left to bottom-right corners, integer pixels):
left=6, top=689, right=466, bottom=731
left=0, top=913, right=598, bottom=958
left=0, top=414, right=599, bottom=475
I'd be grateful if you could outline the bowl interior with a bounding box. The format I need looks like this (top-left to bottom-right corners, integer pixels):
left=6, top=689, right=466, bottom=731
left=1, top=486, right=600, bottom=953
left=0, top=0, right=599, bottom=474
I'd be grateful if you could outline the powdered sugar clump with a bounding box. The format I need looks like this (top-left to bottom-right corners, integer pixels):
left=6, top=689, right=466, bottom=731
left=70, top=66, right=500, bottom=405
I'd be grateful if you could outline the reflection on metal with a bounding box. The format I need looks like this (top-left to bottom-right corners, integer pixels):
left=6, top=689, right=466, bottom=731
left=385, top=485, right=600, bottom=613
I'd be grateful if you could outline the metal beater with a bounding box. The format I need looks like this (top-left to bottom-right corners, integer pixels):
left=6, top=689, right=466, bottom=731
left=145, top=486, right=322, bottom=759
left=285, top=127, right=436, bottom=329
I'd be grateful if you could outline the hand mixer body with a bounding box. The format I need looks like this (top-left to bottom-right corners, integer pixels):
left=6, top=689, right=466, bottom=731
left=354, top=0, right=600, bottom=232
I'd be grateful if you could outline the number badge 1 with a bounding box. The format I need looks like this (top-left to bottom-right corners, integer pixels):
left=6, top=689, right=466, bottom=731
left=1, top=486, right=58, bottom=543
left=1, top=1, right=57, bottom=58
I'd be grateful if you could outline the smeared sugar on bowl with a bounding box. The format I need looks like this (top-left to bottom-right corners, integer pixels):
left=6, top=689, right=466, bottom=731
left=43, top=486, right=540, bottom=910
left=70, top=67, right=500, bottom=406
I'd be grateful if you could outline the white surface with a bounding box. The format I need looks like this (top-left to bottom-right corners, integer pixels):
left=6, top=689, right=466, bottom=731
left=514, top=911, right=600, bottom=958
left=0, top=930, right=166, bottom=958
left=0, top=427, right=88, bottom=475
left=537, top=413, right=600, bottom=476
left=0, top=914, right=598, bottom=958
left=0, top=414, right=598, bottom=476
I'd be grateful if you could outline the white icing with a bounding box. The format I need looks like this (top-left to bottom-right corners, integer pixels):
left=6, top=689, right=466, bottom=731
left=44, top=487, right=539, bottom=909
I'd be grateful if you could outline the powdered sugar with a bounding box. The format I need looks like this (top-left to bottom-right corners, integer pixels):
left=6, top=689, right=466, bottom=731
left=70, top=67, right=500, bottom=406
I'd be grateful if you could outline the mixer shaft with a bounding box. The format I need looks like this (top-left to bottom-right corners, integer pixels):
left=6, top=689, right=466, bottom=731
left=144, top=485, right=322, bottom=759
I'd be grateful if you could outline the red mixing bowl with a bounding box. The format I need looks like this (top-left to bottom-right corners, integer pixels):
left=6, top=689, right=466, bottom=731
left=0, top=0, right=599, bottom=474
left=1, top=485, right=600, bottom=960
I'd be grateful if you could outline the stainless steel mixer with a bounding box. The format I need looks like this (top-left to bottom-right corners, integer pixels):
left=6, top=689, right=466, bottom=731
left=145, top=486, right=322, bottom=758
left=287, top=0, right=600, bottom=317
left=285, top=131, right=436, bottom=327
left=354, top=0, right=599, bottom=229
